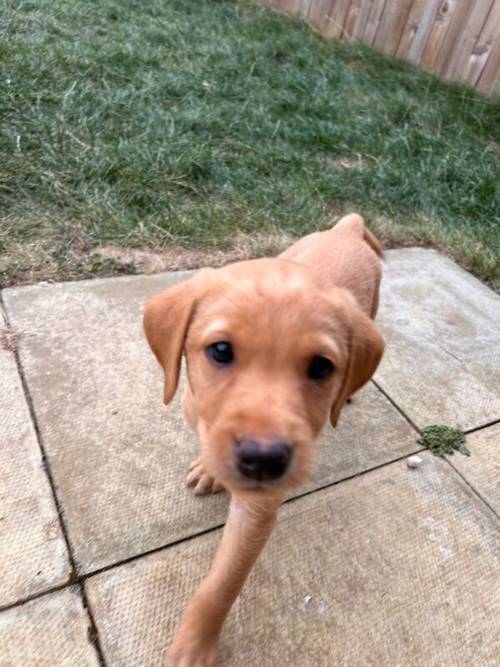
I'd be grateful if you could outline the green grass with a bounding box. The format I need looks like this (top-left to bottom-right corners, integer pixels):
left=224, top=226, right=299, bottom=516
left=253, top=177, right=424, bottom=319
left=1, top=0, right=499, bottom=287
left=418, top=425, right=470, bottom=458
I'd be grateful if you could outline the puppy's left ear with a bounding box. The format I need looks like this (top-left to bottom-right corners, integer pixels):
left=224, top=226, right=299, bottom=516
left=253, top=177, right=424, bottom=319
left=143, top=270, right=212, bottom=405
left=330, top=297, right=384, bottom=428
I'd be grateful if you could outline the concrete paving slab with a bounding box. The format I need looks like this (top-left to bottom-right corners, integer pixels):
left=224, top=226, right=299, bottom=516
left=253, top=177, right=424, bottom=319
left=86, top=453, right=500, bottom=667
left=3, top=273, right=231, bottom=576
left=4, top=271, right=416, bottom=573
left=304, top=381, right=417, bottom=493
left=448, top=423, right=500, bottom=517
left=0, top=587, right=99, bottom=666
left=376, top=249, right=500, bottom=431
left=0, top=334, right=70, bottom=608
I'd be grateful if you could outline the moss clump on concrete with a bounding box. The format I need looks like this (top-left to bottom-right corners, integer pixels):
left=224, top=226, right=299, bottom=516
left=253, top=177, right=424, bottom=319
left=418, top=425, right=470, bottom=457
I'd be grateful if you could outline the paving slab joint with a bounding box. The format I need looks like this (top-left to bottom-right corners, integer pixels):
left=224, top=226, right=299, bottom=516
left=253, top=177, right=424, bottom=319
left=465, top=417, right=500, bottom=435
left=80, top=583, right=107, bottom=667
left=0, top=581, right=69, bottom=614
left=0, top=291, right=108, bottom=666
left=371, top=379, right=421, bottom=433
left=287, top=447, right=426, bottom=507
left=443, top=457, right=500, bottom=523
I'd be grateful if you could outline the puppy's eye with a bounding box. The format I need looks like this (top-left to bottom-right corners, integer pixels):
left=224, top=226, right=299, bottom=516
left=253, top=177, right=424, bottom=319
left=308, top=356, right=334, bottom=380
left=206, top=341, right=234, bottom=365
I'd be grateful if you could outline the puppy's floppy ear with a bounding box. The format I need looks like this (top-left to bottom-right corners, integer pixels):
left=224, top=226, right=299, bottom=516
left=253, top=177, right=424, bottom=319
left=143, top=271, right=210, bottom=404
left=330, top=295, right=384, bottom=428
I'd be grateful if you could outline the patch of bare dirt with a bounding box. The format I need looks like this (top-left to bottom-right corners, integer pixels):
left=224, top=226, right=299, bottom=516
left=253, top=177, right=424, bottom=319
left=93, top=232, right=295, bottom=274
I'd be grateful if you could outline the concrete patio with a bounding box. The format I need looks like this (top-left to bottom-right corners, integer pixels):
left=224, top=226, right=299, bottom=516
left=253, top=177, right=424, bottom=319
left=1, top=248, right=499, bottom=666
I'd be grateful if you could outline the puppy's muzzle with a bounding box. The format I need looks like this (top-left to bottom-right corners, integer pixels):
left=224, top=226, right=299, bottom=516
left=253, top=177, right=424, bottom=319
left=235, top=438, right=292, bottom=481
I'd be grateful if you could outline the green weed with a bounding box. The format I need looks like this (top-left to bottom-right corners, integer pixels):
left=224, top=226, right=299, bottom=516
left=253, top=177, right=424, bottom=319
left=418, top=425, right=470, bottom=457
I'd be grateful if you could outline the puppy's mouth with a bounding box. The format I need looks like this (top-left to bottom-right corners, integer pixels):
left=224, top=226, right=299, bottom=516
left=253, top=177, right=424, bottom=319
left=232, top=475, right=291, bottom=493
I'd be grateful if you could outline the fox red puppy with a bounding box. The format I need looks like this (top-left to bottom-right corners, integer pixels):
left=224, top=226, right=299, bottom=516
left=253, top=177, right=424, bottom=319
left=144, top=214, right=385, bottom=666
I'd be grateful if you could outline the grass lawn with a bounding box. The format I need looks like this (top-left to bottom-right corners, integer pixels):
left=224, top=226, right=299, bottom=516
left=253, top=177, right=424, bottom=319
left=1, top=0, right=499, bottom=289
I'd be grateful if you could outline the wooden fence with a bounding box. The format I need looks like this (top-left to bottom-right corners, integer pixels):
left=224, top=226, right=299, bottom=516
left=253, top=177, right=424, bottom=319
left=263, top=1, right=500, bottom=96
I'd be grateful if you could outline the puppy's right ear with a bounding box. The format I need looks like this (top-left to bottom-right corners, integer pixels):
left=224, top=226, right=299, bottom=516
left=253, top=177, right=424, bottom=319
left=329, top=293, right=384, bottom=428
left=143, top=272, right=207, bottom=405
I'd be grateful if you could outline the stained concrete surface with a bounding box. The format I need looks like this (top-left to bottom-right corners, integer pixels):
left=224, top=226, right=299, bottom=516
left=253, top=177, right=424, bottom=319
left=0, top=588, right=99, bottom=666
left=86, top=454, right=500, bottom=667
left=2, top=248, right=500, bottom=666
left=448, top=422, right=500, bottom=517
left=0, top=333, right=70, bottom=608
left=3, top=272, right=217, bottom=575
left=376, top=249, right=500, bottom=431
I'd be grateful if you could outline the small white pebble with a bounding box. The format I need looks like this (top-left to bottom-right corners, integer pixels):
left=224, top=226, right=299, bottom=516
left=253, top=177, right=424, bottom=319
left=407, top=455, right=423, bottom=469
left=304, top=595, right=312, bottom=604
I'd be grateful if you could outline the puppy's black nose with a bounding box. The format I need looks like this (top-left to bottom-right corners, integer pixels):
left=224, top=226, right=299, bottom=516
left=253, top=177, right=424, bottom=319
left=236, top=439, right=292, bottom=481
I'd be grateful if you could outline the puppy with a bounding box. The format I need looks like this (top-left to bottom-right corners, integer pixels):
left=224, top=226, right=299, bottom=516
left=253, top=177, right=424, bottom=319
left=144, top=213, right=384, bottom=666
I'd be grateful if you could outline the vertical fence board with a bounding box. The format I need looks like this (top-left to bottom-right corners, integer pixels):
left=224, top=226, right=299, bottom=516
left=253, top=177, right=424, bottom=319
left=274, top=1, right=303, bottom=16
left=396, top=0, right=441, bottom=64
left=420, top=1, right=462, bottom=72
left=476, top=8, right=500, bottom=96
left=344, top=0, right=368, bottom=40
left=363, top=0, right=389, bottom=45
left=429, top=1, right=485, bottom=77
left=444, top=0, right=494, bottom=81
left=302, top=0, right=316, bottom=19
left=477, top=39, right=500, bottom=96
left=344, top=0, right=387, bottom=43
left=307, top=0, right=334, bottom=31
left=373, top=0, right=415, bottom=55
left=323, top=0, right=353, bottom=38
left=465, top=1, right=500, bottom=89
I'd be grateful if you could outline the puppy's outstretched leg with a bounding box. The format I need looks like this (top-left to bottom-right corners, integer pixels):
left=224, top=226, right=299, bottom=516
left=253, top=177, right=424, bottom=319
left=165, top=493, right=282, bottom=667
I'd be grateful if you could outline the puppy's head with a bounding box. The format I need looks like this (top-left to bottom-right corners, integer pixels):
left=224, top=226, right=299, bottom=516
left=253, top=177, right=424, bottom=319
left=144, top=258, right=383, bottom=494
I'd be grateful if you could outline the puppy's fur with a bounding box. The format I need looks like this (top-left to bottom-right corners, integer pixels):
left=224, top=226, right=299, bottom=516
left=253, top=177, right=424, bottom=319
left=144, top=214, right=384, bottom=666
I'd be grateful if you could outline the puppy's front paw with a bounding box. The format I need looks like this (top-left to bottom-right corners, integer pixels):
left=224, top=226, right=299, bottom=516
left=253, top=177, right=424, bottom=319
left=186, top=457, right=224, bottom=496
